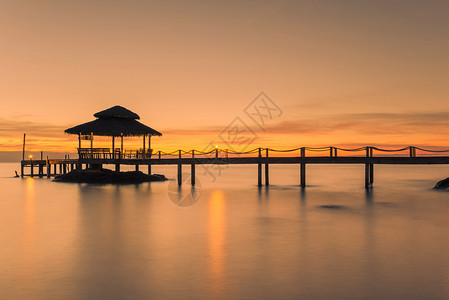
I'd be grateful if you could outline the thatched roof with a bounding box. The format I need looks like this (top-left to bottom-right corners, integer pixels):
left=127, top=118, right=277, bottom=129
left=65, top=106, right=162, bottom=137
left=94, top=105, right=140, bottom=120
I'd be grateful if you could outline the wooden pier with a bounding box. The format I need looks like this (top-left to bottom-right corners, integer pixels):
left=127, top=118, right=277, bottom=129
left=20, top=146, right=449, bottom=189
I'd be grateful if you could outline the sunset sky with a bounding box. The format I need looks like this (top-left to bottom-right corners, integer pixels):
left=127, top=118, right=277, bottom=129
left=0, top=0, right=448, bottom=160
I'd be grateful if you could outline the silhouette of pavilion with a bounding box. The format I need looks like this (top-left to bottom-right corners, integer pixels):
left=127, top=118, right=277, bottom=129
left=65, top=105, right=162, bottom=159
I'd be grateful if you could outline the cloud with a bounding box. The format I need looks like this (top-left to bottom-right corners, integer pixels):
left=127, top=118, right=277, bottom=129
left=263, top=112, right=449, bottom=136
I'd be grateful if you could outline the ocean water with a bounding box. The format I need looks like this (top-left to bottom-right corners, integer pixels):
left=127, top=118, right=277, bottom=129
left=1, top=162, right=449, bottom=300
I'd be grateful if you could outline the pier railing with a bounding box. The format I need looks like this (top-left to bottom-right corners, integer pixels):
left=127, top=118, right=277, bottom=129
left=20, top=145, right=449, bottom=189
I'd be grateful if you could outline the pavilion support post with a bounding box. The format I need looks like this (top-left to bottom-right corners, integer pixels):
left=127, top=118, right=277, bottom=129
left=120, top=134, right=124, bottom=159
left=265, top=148, right=269, bottom=186
left=112, top=136, right=115, bottom=159
left=78, top=133, right=81, bottom=154
left=53, top=164, right=57, bottom=175
left=90, top=132, right=93, bottom=158
left=143, top=135, right=146, bottom=159
left=178, top=150, right=182, bottom=186
left=59, top=163, right=62, bottom=174
left=258, top=148, right=262, bottom=187
left=300, top=147, right=306, bottom=188
left=191, top=150, right=196, bottom=186
left=148, top=136, right=151, bottom=157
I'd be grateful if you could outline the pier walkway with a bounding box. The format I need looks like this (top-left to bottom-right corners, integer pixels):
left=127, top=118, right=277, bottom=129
left=20, top=146, right=449, bottom=189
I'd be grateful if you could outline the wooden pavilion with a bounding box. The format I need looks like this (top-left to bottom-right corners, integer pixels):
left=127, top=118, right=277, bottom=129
left=65, top=106, right=162, bottom=159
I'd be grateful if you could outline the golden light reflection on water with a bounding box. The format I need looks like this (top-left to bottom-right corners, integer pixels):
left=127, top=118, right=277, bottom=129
left=208, top=190, right=227, bottom=297
left=22, top=178, right=36, bottom=276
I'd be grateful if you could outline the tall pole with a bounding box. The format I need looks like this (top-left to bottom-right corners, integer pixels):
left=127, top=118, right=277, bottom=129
left=22, top=133, right=26, bottom=161
left=148, top=135, right=151, bottom=156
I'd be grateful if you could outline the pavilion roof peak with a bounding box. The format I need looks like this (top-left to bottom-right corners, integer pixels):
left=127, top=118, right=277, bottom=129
left=94, top=105, right=140, bottom=120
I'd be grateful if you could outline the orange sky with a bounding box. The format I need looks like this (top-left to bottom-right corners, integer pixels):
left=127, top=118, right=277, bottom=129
left=0, top=1, right=448, bottom=159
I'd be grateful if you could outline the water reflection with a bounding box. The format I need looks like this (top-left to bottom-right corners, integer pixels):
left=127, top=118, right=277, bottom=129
left=208, top=190, right=226, bottom=297
left=22, top=178, right=36, bottom=273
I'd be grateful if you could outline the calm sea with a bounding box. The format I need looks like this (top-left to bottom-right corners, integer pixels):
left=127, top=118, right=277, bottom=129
left=1, top=162, right=449, bottom=300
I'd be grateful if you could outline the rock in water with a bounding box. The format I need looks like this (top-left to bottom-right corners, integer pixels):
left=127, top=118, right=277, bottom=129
left=53, top=168, right=167, bottom=184
left=433, top=178, right=449, bottom=191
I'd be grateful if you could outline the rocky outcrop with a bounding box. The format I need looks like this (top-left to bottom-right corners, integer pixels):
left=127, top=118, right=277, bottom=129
left=433, top=178, right=449, bottom=191
left=53, top=168, right=167, bottom=184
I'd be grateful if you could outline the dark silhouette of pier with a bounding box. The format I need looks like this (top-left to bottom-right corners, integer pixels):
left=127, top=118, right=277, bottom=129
left=20, top=146, right=449, bottom=189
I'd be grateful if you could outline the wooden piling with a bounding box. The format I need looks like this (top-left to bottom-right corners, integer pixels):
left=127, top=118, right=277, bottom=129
left=115, top=164, right=120, bottom=172
left=330, top=147, right=333, bottom=157
left=300, top=147, right=306, bottom=188
left=46, top=157, right=50, bottom=178
left=135, top=164, right=139, bottom=171
left=30, top=161, right=34, bottom=177
left=265, top=148, right=269, bottom=186
left=178, top=150, right=182, bottom=186
left=22, top=133, right=26, bottom=161
left=148, top=163, right=151, bottom=175
left=191, top=150, right=196, bottom=186
left=365, top=147, right=372, bottom=189
left=258, top=148, right=262, bottom=187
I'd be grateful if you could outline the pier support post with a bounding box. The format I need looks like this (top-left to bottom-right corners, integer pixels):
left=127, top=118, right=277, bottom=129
left=265, top=148, right=269, bottom=186
left=178, top=150, right=182, bottom=186
left=369, top=147, right=374, bottom=185
left=330, top=147, right=333, bottom=157
left=191, top=150, right=195, bottom=186
left=148, top=163, right=151, bottom=175
left=135, top=164, right=139, bottom=172
left=54, top=164, right=57, bottom=175
left=258, top=148, right=262, bottom=187
left=409, top=146, right=416, bottom=157
left=365, top=147, right=374, bottom=189
left=115, top=164, right=120, bottom=172
left=21, top=163, right=24, bottom=177
left=38, top=164, right=43, bottom=177
left=47, top=162, right=50, bottom=178
left=300, top=147, right=306, bottom=188
left=30, top=162, right=34, bottom=177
